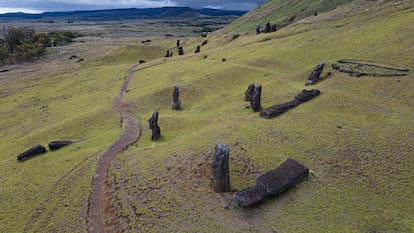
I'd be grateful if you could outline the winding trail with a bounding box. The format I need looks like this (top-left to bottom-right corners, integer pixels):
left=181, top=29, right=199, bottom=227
left=88, top=63, right=141, bottom=233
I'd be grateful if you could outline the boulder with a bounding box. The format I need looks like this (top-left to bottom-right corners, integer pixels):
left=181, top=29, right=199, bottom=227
left=305, top=62, right=325, bottom=86
left=211, top=143, right=230, bottom=193
left=17, top=144, right=47, bottom=162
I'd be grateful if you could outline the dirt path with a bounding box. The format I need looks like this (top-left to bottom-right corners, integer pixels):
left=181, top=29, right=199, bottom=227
left=88, top=63, right=141, bottom=233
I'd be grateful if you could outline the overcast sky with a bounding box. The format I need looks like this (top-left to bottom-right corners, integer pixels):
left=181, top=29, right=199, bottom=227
left=0, top=0, right=267, bottom=13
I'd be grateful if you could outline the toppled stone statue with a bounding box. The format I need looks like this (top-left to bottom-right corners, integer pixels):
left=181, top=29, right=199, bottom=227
left=148, top=111, right=161, bottom=141
left=211, top=143, right=230, bottom=193
left=305, top=62, right=325, bottom=86
left=17, top=144, right=47, bottom=162
left=172, top=85, right=181, bottom=110
left=250, top=84, right=262, bottom=112
left=178, top=46, right=184, bottom=56
left=244, top=83, right=255, bottom=101
left=233, top=158, right=309, bottom=207
left=48, top=141, right=74, bottom=151
left=259, top=89, right=320, bottom=119
left=256, top=24, right=261, bottom=34
left=194, top=46, right=201, bottom=53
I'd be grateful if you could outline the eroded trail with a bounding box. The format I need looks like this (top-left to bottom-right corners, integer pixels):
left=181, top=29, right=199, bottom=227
left=88, top=64, right=141, bottom=233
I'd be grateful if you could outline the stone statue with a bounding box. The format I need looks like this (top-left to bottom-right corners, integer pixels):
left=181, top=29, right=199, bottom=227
left=148, top=111, right=161, bottom=141
left=178, top=46, right=184, bottom=56
left=194, top=45, right=201, bottom=53
left=250, top=84, right=262, bottom=112
left=306, top=62, right=325, bottom=86
left=264, top=22, right=271, bottom=33
left=211, top=143, right=230, bottom=193
left=256, top=24, right=261, bottom=34
left=172, top=85, right=181, bottom=110
left=244, top=83, right=255, bottom=101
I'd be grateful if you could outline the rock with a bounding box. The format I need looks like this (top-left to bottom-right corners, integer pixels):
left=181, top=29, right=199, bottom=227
left=233, top=158, right=308, bottom=207
left=244, top=83, right=255, bottom=101
left=178, top=46, right=184, bottom=56
left=250, top=84, right=262, bottom=112
left=172, top=85, right=181, bottom=110
left=305, top=62, right=325, bottom=86
left=17, top=144, right=47, bottom=162
left=148, top=111, right=161, bottom=141
left=194, top=46, right=201, bottom=54
left=211, top=143, right=230, bottom=193
left=259, top=89, right=320, bottom=119
left=48, top=141, right=74, bottom=151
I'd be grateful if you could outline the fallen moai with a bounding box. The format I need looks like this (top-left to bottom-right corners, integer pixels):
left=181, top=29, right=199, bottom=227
left=148, top=111, right=161, bottom=141
left=211, top=143, right=230, bottom=193
left=233, top=158, right=309, bottom=207
left=259, top=89, right=320, bottom=119
left=17, top=144, right=47, bottom=162
left=201, top=40, right=208, bottom=46
left=305, top=62, right=325, bottom=86
left=48, top=141, right=74, bottom=151
left=256, top=24, right=261, bottom=34
left=172, top=85, right=181, bottom=110
left=250, top=84, right=262, bottom=112
left=244, top=83, right=255, bottom=101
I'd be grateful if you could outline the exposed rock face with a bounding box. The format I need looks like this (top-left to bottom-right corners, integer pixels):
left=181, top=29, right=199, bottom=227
left=259, top=89, right=320, bottom=119
left=244, top=83, right=255, bottom=101
left=178, top=46, right=184, bottom=56
left=17, top=144, right=47, bottom=162
left=233, top=158, right=309, bottom=207
left=250, top=84, right=262, bottom=112
left=256, top=24, right=261, bottom=34
left=172, top=85, right=181, bottom=110
left=211, top=143, right=230, bottom=193
left=194, top=46, right=201, bottom=53
left=306, top=62, right=325, bottom=86
left=148, top=111, right=161, bottom=141
left=48, top=141, right=74, bottom=151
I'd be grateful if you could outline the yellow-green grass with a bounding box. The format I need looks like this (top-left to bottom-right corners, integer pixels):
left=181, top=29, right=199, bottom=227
left=0, top=44, right=165, bottom=232
left=111, top=1, right=414, bottom=232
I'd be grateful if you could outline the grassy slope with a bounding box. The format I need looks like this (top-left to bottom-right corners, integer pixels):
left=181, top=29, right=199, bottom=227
left=111, top=0, right=414, bottom=232
left=0, top=44, right=165, bottom=232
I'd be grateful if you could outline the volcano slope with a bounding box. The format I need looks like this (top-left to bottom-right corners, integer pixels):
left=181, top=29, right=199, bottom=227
left=107, top=1, right=414, bottom=232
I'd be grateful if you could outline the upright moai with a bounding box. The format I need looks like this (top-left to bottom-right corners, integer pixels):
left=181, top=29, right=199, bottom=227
left=271, top=24, right=277, bottom=32
left=172, top=85, right=181, bottom=110
left=256, top=24, right=261, bottom=34
left=244, top=83, right=255, bottom=101
left=194, top=45, right=201, bottom=53
left=178, top=46, right=184, bottom=56
left=250, top=84, right=262, bottom=112
left=264, top=22, right=271, bottom=33
left=148, top=111, right=161, bottom=141
left=176, top=39, right=180, bottom=48
left=211, top=143, right=230, bottom=193
left=165, top=50, right=170, bottom=58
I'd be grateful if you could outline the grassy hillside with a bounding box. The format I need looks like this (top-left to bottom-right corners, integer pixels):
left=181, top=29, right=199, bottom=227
left=0, top=0, right=413, bottom=232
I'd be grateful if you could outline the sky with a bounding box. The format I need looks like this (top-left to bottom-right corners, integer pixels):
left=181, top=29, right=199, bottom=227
left=0, top=0, right=267, bottom=13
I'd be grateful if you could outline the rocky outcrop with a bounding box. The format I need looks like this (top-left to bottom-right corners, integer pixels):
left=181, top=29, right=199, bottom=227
left=211, top=143, right=230, bottom=193
left=233, top=158, right=308, bottom=207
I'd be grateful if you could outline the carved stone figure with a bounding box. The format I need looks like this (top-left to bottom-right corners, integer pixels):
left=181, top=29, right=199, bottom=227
left=176, top=39, right=180, bottom=48
left=256, top=24, right=261, bottom=34
left=244, top=83, right=255, bottom=101
left=306, top=62, right=325, bottom=86
left=211, top=143, right=230, bottom=193
left=17, top=144, right=47, bottom=162
left=264, top=22, right=271, bottom=33
left=165, top=50, right=170, bottom=58
left=148, top=111, right=161, bottom=141
left=194, top=46, right=201, bottom=53
left=201, top=40, right=208, bottom=46
left=250, top=84, right=262, bottom=112
left=178, top=46, right=184, bottom=56
left=48, top=141, right=74, bottom=151
left=172, top=85, right=181, bottom=110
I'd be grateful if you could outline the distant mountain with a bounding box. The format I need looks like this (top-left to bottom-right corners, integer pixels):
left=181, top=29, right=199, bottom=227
left=0, top=7, right=246, bottom=20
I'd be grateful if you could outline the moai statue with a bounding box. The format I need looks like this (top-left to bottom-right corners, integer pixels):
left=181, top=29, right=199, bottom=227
left=148, top=111, right=161, bottom=141
left=256, top=24, right=261, bottom=35
left=201, top=40, right=208, bottom=46
left=264, top=22, right=271, bottom=33
left=271, top=24, right=277, bottom=32
left=178, top=46, right=184, bottom=56
left=250, top=84, right=262, bottom=112
left=211, top=143, right=230, bottom=193
left=169, top=51, right=173, bottom=57
left=244, top=83, right=255, bottom=101
left=176, top=39, right=180, bottom=48
left=165, top=50, right=170, bottom=58
left=194, top=45, right=201, bottom=53
left=172, top=85, right=181, bottom=110
left=305, top=62, right=325, bottom=86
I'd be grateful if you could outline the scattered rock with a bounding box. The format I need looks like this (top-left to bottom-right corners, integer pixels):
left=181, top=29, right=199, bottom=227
left=233, top=158, right=309, bottom=207
left=148, top=111, right=161, bottom=141
left=17, top=144, right=47, bottom=162
left=306, top=62, right=325, bottom=86
left=211, top=143, right=230, bottom=193
left=48, top=141, right=74, bottom=151
left=250, top=84, right=262, bottom=112
left=259, top=89, right=320, bottom=119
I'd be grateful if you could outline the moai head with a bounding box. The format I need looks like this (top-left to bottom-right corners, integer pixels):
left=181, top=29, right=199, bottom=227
left=148, top=111, right=159, bottom=129
left=244, top=83, right=255, bottom=101
left=211, top=143, right=230, bottom=193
